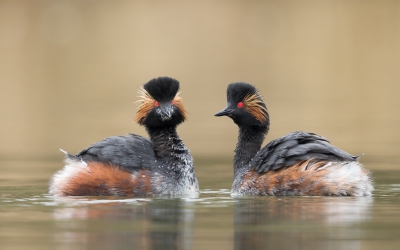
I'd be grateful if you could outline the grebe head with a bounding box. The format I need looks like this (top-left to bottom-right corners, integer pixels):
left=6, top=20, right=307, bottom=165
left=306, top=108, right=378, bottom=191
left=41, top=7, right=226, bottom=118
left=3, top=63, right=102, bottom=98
left=215, top=82, right=269, bottom=128
left=135, top=77, right=187, bottom=127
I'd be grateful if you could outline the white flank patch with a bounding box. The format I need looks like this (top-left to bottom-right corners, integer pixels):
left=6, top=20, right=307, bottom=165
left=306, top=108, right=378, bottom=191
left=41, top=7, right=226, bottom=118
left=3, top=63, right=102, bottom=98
left=323, top=161, right=374, bottom=196
left=49, top=159, right=88, bottom=196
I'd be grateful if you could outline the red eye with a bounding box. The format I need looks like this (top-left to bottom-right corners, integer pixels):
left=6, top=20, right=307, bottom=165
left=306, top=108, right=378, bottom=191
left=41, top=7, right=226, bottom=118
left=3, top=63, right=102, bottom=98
left=237, top=102, right=244, bottom=108
left=154, top=101, right=159, bottom=106
left=171, top=100, right=175, bottom=104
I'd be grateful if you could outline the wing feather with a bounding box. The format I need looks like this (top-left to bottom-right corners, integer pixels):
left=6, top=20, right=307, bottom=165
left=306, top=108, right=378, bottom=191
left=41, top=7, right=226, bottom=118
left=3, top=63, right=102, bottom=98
left=74, top=134, right=156, bottom=172
left=251, top=131, right=359, bottom=174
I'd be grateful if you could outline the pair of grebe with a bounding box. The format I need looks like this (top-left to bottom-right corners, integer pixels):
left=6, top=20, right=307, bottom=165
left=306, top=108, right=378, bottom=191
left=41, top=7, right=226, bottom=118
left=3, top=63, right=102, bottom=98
left=50, top=77, right=373, bottom=197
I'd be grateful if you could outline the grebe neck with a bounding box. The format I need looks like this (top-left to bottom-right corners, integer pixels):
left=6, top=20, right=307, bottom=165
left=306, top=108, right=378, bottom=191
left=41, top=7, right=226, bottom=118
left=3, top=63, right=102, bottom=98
left=234, top=125, right=268, bottom=175
left=146, top=125, right=198, bottom=193
left=146, top=126, right=188, bottom=159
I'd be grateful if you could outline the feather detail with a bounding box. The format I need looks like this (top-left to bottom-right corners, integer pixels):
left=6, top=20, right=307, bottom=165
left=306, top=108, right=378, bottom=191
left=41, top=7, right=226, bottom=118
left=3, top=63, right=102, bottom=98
left=135, top=87, right=156, bottom=125
left=172, top=92, right=187, bottom=121
left=243, top=92, right=268, bottom=124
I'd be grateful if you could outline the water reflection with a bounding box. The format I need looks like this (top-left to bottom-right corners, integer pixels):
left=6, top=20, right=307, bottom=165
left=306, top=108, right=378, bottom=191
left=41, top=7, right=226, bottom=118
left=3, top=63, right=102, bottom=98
left=52, top=198, right=195, bottom=250
left=234, top=197, right=373, bottom=250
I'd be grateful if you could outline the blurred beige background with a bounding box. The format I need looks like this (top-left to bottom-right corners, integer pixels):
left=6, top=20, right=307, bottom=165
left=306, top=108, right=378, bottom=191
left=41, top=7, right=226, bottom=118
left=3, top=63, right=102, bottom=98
left=1, top=0, right=399, bottom=167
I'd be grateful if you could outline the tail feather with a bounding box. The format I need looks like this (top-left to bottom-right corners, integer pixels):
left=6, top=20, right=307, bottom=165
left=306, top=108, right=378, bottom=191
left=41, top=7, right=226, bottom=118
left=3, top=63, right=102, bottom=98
left=59, top=148, right=81, bottom=162
left=353, top=153, right=364, bottom=161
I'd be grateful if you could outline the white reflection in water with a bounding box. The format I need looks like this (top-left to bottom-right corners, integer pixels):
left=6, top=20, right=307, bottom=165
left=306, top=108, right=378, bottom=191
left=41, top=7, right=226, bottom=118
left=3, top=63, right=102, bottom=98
left=52, top=198, right=196, bottom=250
left=53, top=207, right=90, bottom=220
left=234, top=197, right=373, bottom=250
left=323, top=197, right=373, bottom=225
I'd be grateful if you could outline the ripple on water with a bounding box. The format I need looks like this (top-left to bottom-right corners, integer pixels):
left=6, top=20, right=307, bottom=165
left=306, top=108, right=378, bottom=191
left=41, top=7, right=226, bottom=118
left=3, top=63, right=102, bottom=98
left=1, top=183, right=399, bottom=210
left=0, top=188, right=234, bottom=208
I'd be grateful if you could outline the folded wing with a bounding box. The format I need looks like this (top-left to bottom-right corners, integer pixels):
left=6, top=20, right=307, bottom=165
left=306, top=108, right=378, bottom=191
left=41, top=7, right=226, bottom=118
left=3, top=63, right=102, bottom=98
left=70, top=134, right=156, bottom=172
left=250, top=131, right=360, bottom=173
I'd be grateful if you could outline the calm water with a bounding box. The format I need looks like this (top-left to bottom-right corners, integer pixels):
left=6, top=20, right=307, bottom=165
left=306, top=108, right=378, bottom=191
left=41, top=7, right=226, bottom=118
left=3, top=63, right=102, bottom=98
left=2, top=2, right=400, bottom=249
left=1, top=160, right=399, bottom=250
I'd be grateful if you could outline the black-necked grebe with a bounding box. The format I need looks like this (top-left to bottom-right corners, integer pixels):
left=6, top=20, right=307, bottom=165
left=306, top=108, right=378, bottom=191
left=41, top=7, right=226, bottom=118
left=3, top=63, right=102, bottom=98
left=215, top=82, right=373, bottom=196
left=50, top=77, right=199, bottom=196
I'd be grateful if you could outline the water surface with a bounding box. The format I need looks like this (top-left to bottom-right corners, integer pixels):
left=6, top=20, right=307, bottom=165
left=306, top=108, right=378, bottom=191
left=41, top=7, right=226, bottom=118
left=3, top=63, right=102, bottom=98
left=1, top=161, right=399, bottom=250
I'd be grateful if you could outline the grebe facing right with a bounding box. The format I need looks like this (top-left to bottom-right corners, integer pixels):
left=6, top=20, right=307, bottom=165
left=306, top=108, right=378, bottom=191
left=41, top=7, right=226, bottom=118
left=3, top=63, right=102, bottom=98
left=215, top=82, right=373, bottom=196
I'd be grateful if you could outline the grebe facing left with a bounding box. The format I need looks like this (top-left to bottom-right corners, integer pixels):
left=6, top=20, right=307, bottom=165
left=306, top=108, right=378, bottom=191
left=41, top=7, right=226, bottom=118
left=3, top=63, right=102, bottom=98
left=215, top=82, right=373, bottom=196
left=50, top=77, right=199, bottom=196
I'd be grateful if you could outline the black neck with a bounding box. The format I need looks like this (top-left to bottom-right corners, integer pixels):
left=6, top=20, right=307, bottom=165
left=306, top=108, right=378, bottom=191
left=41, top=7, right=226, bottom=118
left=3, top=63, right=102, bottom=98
left=234, top=125, right=268, bottom=175
left=146, top=125, right=188, bottom=161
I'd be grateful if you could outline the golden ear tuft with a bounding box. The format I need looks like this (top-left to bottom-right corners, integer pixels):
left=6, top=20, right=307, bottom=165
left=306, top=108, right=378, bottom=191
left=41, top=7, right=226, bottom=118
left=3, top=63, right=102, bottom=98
left=172, top=92, right=187, bottom=121
left=244, top=92, right=268, bottom=124
left=135, top=87, right=155, bottom=125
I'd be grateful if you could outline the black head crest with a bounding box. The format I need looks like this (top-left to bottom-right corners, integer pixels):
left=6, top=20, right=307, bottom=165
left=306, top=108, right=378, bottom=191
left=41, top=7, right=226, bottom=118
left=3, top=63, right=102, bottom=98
left=143, top=77, right=180, bottom=102
left=227, top=82, right=258, bottom=103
